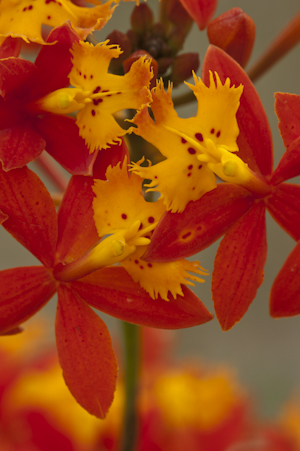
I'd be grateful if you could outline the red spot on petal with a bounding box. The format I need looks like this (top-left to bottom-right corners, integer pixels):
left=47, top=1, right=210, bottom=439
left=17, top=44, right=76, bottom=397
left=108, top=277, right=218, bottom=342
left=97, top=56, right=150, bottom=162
left=210, top=128, right=215, bottom=134
left=181, top=138, right=187, bottom=144
left=195, top=133, right=203, bottom=142
left=135, top=260, right=139, bottom=264
left=182, top=232, right=191, bottom=239
left=140, top=266, right=144, bottom=270
left=187, top=173, right=191, bottom=177
left=93, top=86, right=101, bottom=93
left=148, top=263, right=152, bottom=268
left=148, top=216, right=154, bottom=223
left=188, top=164, right=193, bottom=170
left=138, top=223, right=143, bottom=230
left=188, top=148, right=196, bottom=155
left=91, top=110, right=95, bottom=116
left=28, top=4, right=33, bottom=9
left=216, top=131, right=221, bottom=138
left=122, top=214, right=127, bottom=219
left=90, top=75, right=93, bottom=79
left=198, top=165, right=202, bottom=169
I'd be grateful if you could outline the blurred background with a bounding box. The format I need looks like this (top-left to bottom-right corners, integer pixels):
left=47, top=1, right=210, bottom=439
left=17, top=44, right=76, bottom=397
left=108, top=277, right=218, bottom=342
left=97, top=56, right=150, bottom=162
left=1, top=0, right=300, bottom=419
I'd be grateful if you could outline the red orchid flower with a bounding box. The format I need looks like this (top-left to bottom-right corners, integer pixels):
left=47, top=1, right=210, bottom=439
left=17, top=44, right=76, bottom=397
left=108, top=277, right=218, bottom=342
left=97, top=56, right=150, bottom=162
left=144, top=46, right=300, bottom=331
left=0, top=143, right=213, bottom=417
left=270, top=92, right=300, bottom=318
left=0, top=22, right=97, bottom=176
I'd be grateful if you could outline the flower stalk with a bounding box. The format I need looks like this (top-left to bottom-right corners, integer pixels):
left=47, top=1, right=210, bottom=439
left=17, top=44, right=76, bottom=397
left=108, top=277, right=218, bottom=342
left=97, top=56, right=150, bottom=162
left=120, top=321, right=140, bottom=451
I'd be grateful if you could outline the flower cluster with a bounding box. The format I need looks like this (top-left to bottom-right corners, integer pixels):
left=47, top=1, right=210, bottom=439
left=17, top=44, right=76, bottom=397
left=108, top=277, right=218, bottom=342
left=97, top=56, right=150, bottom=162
left=0, top=0, right=300, bottom=426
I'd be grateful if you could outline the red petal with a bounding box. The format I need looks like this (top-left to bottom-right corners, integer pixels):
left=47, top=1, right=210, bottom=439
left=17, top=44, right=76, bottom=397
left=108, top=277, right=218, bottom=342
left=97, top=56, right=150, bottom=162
left=0, top=37, right=21, bottom=58
left=32, top=22, right=80, bottom=99
left=71, top=267, right=214, bottom=329
left=33, top=115, right=96, bottom=175
left=92, top=140, right=130, bottom=179
left=0, top=57, right=37, bottom=98
left=202, top=46, right=273, bottom=176
left=0, top=121, right=45, bottom=170
left=275, top=92, right=300, bottom=148
left=270, top=136, right=300, bottom=185
left=0, top=266, right=57, bottom=334
left=270, top=240, right=300, bottom=317
left=265, top=183, right=300, bottom=241
left=212, top=202, right=267, bottom=330
left=0, top=209, right=8, bottom=224
left=145, top=184, right=254, bottom=262
left=178, top=0, right=217, bottom=30
left=0, top=166, right=57, bottom=267
left=56, top=285, right=118, bottom=418
left=56, top=175, right=99, bottom=264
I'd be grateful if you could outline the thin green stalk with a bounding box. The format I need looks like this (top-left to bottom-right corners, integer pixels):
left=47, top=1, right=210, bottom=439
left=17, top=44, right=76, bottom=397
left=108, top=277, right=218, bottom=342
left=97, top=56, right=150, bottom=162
left=120, top=322, right=140, bottom=451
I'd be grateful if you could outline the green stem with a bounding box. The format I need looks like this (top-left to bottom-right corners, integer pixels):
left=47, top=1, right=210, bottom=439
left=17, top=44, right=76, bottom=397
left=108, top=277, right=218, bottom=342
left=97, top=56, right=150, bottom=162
left=120, top=322, right=140, bottom=451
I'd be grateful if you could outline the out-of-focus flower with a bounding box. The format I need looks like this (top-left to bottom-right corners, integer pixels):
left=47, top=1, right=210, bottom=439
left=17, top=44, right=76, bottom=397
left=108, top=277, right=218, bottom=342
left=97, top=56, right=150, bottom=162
left=144, top=46, right=300, bottom=330
left=207, top=7, right=256, bottom=67
left=0, top=145, right=213, bottom=417
left=0, top=0, right=115, bottom=45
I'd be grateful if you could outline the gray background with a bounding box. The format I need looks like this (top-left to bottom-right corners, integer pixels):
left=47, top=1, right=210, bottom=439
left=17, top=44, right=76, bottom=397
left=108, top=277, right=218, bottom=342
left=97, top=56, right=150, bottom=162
left=1, top=0, right=300, bottom=418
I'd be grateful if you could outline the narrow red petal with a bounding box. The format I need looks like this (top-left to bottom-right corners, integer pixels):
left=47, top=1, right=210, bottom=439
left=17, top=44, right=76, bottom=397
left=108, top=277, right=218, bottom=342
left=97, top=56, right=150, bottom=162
left=0, top=166, right=57, bottom=267
left=270, top=240, right=300, bottom=317
left=71, top=267, right=214, bottom=329
left=275, top=92, right=300, bottom=148
left=202, top=46, right=273, bottom=176
left=0, top=266, right=57, bottom=334
left=0, top=121, right=45, bottom=170
left=33, top=115, right=96, bottom=175
left=0, top=37, right=21, bottom=58
left=270, top=136, right=300, bottom=185
left=32, top=22, right=80, bottom=99
left=178, top=0, right=217, bottom=30
left=56, top=285, right=118, bottom=418
left=265, top=183, right=300, bottom=241
left=0, top=57, right=37, bottom=98
left=145, top=184, right=254, bottom=262
left=212, top=202, right=267, bottom=331
left=56, top=175, right=99, bottom=264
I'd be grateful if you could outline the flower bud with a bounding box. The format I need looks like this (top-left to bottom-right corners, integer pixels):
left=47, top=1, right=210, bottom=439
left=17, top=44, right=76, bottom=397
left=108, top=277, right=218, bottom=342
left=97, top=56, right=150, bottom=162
left=178, top=0, right=217, bottom=30
left=123, top=50, right=158, bottom=89
left=171, top=52, right=199, bottom=87
left=106, top=30, right=132, bottom=73
left=167, top=26, right=186, bottom=53
left=207, top=8, right=256, bottom=67
left=131, top=4, right=154, bottom=34
left=167, top=0, right=193, bottom=33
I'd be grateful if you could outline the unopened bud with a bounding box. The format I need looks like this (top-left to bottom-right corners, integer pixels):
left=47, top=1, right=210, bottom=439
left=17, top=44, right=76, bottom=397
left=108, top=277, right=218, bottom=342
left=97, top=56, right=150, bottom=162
left=167, top=26, right=186, bottom=53
left=131, top=4, right=154, bottom=34
left=171, top=52, right=199, bottom=87
left=123, top=50, right=158, bottom=89
left=207, top=8, right=256, bottom=67
left=178, top=0, right=217, bottom=30
left=106, top=30, right=132, bottom=73
left=167, top=0, right=193, bottom=33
